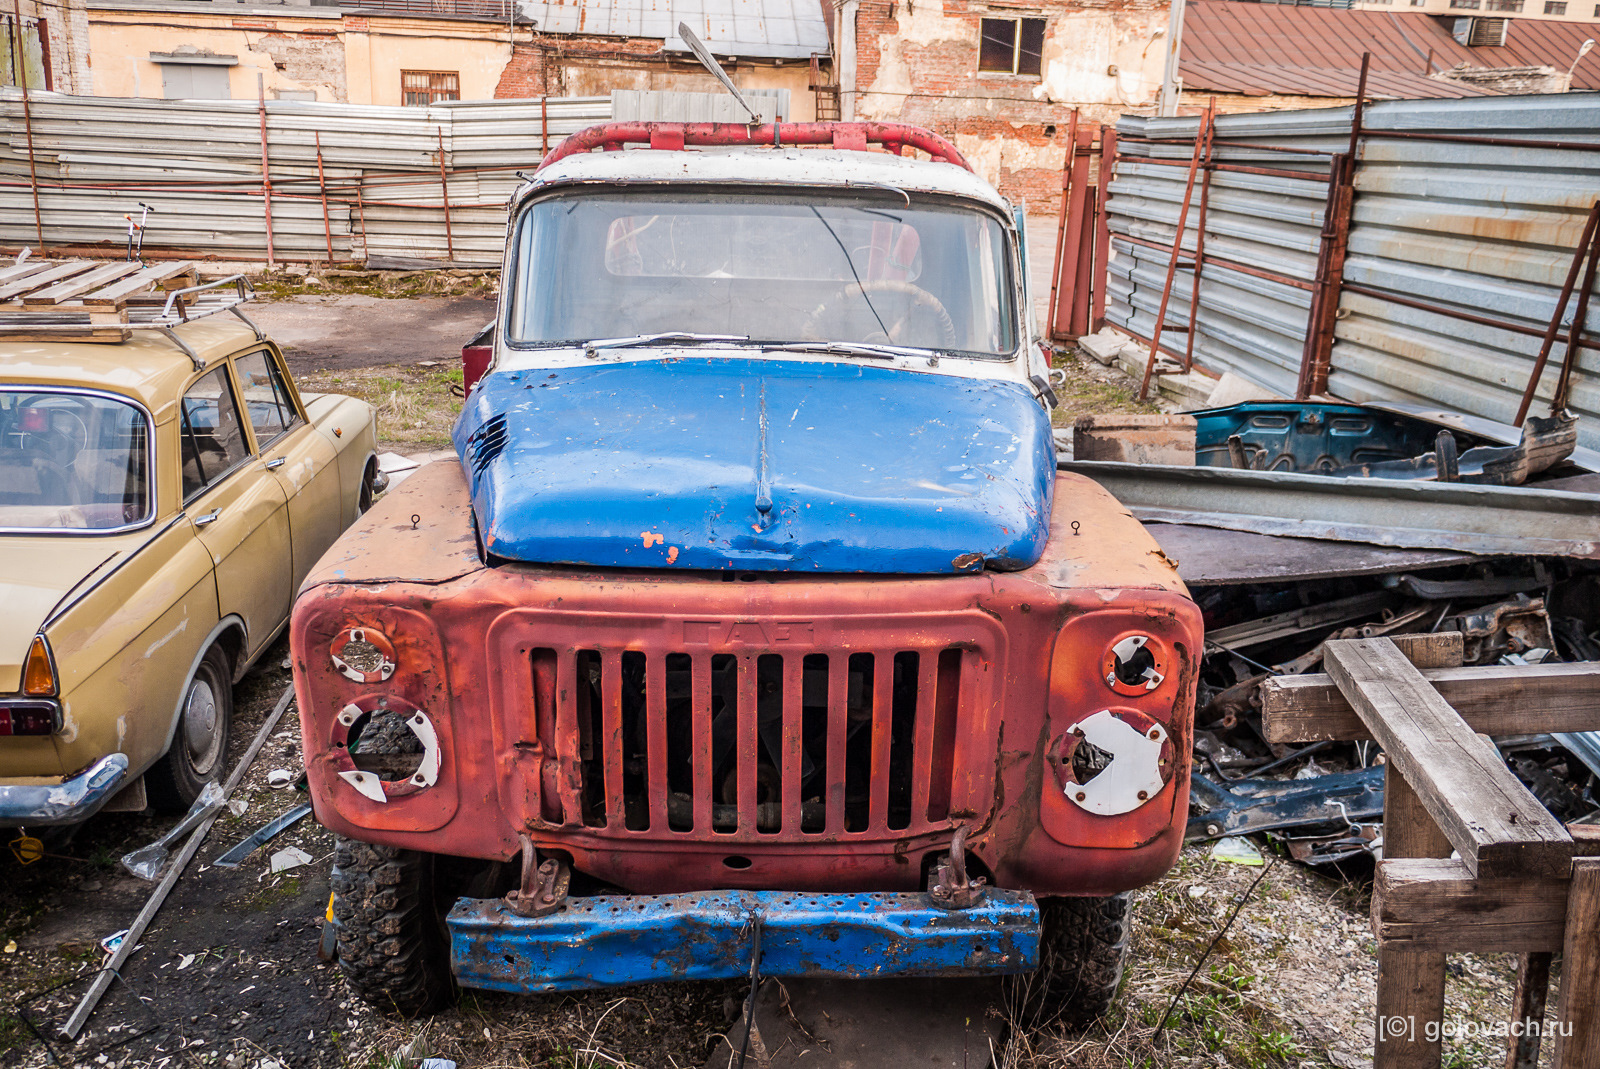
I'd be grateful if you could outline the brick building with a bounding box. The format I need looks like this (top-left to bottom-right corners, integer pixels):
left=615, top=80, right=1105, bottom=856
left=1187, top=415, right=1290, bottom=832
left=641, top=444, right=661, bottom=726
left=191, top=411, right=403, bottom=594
left=838, top=0, right=1172, bottom=215
left=5, top=0, right=92, bottom=93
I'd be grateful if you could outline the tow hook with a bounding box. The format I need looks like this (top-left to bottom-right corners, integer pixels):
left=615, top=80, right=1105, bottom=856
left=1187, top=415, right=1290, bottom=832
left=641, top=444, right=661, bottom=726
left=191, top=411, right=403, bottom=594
left=504, top=834, right=570, bottom=917
left=927, top=826, right=987, bottom=910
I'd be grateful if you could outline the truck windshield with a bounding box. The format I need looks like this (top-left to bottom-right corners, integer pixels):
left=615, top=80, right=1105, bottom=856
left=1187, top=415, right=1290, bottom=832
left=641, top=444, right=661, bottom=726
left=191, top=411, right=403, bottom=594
left=507, top=190, right=1019, bottom=358
left=0, top=390, right=150, bottom=532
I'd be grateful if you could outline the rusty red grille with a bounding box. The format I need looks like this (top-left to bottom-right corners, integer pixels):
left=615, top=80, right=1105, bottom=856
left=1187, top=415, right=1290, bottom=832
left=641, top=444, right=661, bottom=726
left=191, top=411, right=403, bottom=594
left=526, top=644, right=975, bottom=841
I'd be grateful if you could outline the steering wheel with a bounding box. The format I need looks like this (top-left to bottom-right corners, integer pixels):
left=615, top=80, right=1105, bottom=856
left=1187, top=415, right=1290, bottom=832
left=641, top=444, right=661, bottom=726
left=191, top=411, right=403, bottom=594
left=802, top=280, right=958, bottom=349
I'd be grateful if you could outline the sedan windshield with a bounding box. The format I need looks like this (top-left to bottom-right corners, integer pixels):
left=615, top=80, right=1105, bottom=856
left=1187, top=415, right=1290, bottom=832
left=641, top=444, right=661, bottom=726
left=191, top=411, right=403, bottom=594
left=0, top=390, right=150, bottom=531
left=507, top=190, right=1019, bottom=358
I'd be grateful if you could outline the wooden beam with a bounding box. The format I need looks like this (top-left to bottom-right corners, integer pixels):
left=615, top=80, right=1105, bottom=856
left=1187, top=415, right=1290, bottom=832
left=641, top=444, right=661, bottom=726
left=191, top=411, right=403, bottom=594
left=1552, top=858, right=1600, bottom=1069
left=1376, top=768, right=1452, bottom=1069
left=1507, top=952, right=1553, bottom=1069
left=1387, top=632, right=1464, bottom=670
left=1373, top=858, right=1570, bottom=954
left=1324, top=638, right=1571, bottom=879
left=1262, top=662, right=1600, bottom=744
left=79, top=260, right=197, bottom=307
left=21, top=261, right=144, bottom=305
left=0, top=260, right=100, bottom=301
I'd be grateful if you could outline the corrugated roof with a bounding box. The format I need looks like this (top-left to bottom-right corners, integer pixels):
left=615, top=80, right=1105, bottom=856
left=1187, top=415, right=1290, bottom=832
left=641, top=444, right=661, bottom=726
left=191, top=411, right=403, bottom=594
left=515, top=0, right=829, bottom=58
left=1182, top=1, right=1600, bottom=99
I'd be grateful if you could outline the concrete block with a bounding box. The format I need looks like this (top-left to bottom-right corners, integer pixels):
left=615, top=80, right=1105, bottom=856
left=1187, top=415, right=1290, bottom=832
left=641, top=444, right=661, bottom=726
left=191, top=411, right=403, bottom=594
left=1074, top=413, right=1197, bottom=466
left=1077, top=328, right=1130, bottom=365
left=1204, top=370, right=1283, bottom=409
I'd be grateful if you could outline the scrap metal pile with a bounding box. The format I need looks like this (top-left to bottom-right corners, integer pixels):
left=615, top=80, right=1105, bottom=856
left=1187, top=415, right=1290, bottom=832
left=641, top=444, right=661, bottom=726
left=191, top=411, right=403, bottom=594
left=1067, top=396, right=1600, bottom=870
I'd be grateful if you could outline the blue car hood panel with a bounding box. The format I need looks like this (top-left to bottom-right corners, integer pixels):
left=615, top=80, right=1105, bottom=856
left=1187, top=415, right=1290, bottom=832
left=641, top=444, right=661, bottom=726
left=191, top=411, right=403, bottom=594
left=453, top=358, right=1054, bottom=573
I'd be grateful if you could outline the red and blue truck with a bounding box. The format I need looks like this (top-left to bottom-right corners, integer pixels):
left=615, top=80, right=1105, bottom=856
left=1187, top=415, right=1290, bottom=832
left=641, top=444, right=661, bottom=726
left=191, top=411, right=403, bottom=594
left=290, top=121, right=1202, bottom=1022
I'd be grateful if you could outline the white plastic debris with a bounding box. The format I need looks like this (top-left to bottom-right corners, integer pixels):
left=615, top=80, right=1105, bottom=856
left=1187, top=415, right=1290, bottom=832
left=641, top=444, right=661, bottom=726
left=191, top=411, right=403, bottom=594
left=269, top=847, right=313, bottom=873
left=1210, top=836, right=1266, bottom=866
left=267, top=769, right=294, bottom=789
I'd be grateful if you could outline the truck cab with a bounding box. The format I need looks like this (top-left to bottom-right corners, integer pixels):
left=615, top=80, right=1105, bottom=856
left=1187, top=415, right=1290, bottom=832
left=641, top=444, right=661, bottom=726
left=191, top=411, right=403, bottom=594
left=291, top=122, right=1202, bottom=1021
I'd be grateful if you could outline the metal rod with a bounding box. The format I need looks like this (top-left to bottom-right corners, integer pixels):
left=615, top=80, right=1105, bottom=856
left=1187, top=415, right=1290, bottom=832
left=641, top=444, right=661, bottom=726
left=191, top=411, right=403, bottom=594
left=1515, top=200, right=1600, bottom=425
left=257, top=74, right=275, bottom=270
left=1138, top=97, right=1215, bottom=401
left=1342, top=282, right=1600, bottom=352
left=315, top=131, right=334, bottom=264
left=541, top=94, right=550, bottom=159
left=1121, top=136, right=1337, bottom=157
left=436, top=126, right=455, bottom=263
left=1551, top=220, right=1600, bottom=414
left=61, top=686, right=296, bottom=1039
left=1184, top=106, right=1218, bottom=371
left=1116, top=232, right=1317, bottom=291
left=1299, top=152, right=1348, bottom=400
left=1346, top=52, right=1370, bottom=162
left=1062, top=121, right=1096, bottom=337
left=1046, top=109, right=1080, bottom=343
left=1362, top=129, right=1600, bottom=153
left=13, top=0, right=44, bottom=249
left=1132, top=156, right=1334, bottom=182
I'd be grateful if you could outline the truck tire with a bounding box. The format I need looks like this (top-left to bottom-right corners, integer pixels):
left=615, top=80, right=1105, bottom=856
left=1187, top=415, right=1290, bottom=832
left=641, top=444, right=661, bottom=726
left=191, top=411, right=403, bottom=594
left=1010, top=893, right=1133, bottom=1030
left=330, top=837, right=454, bottom=1017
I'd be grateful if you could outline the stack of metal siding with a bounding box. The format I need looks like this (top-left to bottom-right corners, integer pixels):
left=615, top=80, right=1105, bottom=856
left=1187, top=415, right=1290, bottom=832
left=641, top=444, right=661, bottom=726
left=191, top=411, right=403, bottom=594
left=1107, top=97, right=1600, bottom=453
left=0, top=91, right=611, bottom=266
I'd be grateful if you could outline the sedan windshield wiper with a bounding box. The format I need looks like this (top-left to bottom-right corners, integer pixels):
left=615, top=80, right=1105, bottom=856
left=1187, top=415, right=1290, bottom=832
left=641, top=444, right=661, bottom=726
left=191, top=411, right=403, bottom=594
left=584, top=332, right=750, bottom=355
left=760, top=340, right=927, bottom=361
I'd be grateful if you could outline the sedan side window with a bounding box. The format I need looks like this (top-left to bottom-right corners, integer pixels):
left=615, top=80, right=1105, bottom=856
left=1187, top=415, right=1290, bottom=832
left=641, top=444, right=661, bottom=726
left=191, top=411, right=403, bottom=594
left=235, top=350, right=301, bottom=448
left=180, top=367, right=251, bottom=501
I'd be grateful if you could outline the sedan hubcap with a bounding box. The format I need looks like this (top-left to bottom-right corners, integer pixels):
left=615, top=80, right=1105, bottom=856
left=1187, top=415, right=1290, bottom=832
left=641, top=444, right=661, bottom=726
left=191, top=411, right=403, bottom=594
left=184, top=679, right=222, bottom=773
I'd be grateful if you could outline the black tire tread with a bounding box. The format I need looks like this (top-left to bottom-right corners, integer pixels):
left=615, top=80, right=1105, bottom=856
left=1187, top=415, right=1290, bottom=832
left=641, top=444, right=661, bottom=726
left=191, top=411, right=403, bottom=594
left=146, top=644, right=232, bottom=814
left=1010, top=892, right=1133, bottom=1030
left=330, top=837, right=454, bottom=1017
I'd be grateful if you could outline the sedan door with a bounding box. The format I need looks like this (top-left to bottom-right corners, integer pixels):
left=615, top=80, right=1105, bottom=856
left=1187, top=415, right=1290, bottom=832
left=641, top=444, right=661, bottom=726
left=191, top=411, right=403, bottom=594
left=179, top=365, right=292, bottom=662
left=233, top=348, right=341, bottom=593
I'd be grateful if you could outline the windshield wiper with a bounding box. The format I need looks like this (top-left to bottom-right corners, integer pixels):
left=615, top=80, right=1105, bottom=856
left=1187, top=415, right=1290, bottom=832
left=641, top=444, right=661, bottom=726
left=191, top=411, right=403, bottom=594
left=760, top=340, right=927, bottom=361
left=584, top=332, right=750, bottom=355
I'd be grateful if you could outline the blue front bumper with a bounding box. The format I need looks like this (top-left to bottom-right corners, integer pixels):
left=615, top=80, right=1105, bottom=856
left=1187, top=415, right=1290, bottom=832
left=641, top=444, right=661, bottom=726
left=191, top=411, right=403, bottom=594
left=0, top=753, right=129, bottom=827
left=448, top=889, right=1040, bottom=993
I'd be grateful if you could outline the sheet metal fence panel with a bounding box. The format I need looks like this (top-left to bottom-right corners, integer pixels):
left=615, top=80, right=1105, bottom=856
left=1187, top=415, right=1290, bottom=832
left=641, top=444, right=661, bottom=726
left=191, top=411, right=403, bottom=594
left=0, top=90, right=611, bottom=265
left=1105, top=98, right=1600, bottom=454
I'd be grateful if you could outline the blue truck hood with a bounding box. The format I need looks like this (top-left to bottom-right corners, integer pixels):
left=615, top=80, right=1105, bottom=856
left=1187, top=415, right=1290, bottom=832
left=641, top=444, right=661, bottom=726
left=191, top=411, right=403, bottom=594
left=453, top=357, right=1054, bottom=573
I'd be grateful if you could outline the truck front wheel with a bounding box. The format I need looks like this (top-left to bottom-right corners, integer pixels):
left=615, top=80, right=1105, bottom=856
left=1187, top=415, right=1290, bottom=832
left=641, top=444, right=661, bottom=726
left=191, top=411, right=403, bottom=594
left=330, top=838, right=455, bottom=1017
left=1009, top=892, right=1134, bottom=1030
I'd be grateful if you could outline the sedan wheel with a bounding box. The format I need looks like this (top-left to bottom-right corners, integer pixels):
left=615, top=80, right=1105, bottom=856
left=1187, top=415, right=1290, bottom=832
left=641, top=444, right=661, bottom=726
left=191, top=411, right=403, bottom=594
left=147, top=644, right=234, bottom=813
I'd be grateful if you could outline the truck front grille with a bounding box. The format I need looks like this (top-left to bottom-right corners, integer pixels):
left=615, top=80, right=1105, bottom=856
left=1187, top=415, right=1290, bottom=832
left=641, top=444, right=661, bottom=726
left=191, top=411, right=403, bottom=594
left=526, top=644, right=979, bottom=841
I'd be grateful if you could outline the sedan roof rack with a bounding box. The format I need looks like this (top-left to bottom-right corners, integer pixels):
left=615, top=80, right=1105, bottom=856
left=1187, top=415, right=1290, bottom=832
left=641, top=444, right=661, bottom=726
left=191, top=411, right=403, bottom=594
left=0, top=260, right=259, bottom=364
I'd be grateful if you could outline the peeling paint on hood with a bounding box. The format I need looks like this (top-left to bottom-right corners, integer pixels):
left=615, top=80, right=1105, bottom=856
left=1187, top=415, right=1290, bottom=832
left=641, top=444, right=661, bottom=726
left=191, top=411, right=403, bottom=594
left=453, top=358, right=1055, bottom=573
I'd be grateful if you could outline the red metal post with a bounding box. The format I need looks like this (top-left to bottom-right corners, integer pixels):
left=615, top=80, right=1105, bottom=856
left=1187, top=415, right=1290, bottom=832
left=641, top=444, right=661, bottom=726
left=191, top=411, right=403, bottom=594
left=1046, top=110, right=1080, bottom=344
left=1070, top=187, right=1097, bottom=336
left=437, top=126, right=456, bottom=263
left=1052, top=121, right=1094, bottom=341
left=1091, top=127, right=1117, bottom=334
left=315, top=132, right=334, bottom=264
left=1137, top=97, right=1214, bottom=401
left=1516, top=200, right=1600, bottom=425
left=257, top=74, right=276, bottom=270
left=1182, top=107, right=1218, bottom=371
left=541, top=95, right=549, bottom=159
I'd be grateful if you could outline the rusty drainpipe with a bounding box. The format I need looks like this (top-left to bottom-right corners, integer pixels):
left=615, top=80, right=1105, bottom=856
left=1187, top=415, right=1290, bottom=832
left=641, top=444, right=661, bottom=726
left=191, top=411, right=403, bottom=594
left=257, top=73, right=276, bottom=271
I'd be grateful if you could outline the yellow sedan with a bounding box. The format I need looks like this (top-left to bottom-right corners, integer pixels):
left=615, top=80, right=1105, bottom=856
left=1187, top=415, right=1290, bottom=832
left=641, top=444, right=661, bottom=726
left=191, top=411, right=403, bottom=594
left=0, top=307, right=377, bottom=825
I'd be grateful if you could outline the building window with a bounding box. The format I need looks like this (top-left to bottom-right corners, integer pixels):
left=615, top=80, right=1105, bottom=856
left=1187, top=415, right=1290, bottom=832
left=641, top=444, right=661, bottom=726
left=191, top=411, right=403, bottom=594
left=402, top=70, right=460, bottom=105
left=1545, top=0, right=1567, bottom=11
left=1486, top=0, right=1524, bottom=9
left=978, top=18, right=1045, bottom=76
left=149, top=52, right=238, bottom=99
left=1449, top=0, right=1481, bottom=8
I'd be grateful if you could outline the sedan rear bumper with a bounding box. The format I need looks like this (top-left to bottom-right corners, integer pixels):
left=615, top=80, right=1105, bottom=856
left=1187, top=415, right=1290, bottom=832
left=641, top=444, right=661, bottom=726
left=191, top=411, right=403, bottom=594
left=448, top=888, right=1040, bottom=994
left=0, top=753, right=129, bottom=826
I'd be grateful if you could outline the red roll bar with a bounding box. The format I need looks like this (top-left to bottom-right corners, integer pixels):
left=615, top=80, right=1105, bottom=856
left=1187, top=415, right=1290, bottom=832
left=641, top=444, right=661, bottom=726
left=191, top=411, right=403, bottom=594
left=538, top=121, right=973, bottom=172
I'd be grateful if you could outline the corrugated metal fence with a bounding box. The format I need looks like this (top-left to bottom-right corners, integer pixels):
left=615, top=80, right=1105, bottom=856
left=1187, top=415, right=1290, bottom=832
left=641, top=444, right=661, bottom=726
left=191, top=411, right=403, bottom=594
left=1093, top=96, right=1600, bottom=453
left=0, top=90, right=613, bottom=266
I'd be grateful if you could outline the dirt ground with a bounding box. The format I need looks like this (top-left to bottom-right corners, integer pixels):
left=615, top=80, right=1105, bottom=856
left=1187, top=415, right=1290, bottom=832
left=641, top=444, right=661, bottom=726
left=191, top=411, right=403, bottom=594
left=0, top=289, right=1541, bottom=1069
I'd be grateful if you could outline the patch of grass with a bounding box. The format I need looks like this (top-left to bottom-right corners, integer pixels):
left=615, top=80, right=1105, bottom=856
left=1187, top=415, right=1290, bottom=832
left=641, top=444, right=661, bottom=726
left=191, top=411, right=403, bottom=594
left=296, top=364, right=465, bottom=453
left=1049, top=348, right=1163, bottom=430
left=253, top=269, right=497, bottom=302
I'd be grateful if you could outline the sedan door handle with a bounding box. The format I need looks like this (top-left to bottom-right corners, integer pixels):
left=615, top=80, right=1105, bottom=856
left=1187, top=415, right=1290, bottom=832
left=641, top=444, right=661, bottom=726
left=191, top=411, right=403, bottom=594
left=265, top=457, right=287, bottom=470
left=194, top=508, right=222, bottom=527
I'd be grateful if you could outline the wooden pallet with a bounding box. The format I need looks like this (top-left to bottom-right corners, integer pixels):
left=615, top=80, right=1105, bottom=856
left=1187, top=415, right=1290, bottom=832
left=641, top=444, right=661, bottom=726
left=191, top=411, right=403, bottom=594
left=0, top=258, right=200, bottom=341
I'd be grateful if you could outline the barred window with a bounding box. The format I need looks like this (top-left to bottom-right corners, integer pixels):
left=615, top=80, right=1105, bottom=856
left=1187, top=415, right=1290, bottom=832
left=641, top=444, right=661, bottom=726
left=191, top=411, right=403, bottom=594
left=401, top=70, right=460, bottom=106
left=1544, top=1, right=1567, bottom=12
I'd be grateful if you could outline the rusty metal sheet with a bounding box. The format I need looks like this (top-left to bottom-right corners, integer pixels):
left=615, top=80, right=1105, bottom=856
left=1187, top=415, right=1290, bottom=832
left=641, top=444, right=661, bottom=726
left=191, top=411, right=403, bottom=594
left=1147, top=523, right=1478, bottom=587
